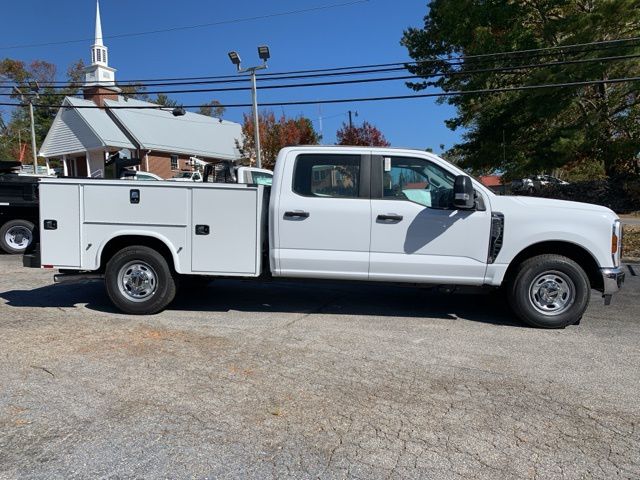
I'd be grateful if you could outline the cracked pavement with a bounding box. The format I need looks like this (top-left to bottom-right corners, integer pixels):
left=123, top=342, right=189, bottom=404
left=0, top=255, right=639, bottom=479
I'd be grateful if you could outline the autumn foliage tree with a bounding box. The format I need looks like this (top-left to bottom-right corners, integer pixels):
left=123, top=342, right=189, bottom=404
left=237, top=110, right=321, bottom=169
left=0, top=58, right=85, bottom=162
left=336, top=121, right=390, bottom=147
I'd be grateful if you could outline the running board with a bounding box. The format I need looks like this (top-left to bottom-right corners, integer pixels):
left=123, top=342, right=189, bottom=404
left=53, top=273, right=104, bottom=284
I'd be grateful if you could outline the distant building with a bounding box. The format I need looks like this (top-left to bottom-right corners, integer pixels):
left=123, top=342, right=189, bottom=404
left=39, top=0, right=242, bottom=178
left=478, top=174, right=507, bottom=195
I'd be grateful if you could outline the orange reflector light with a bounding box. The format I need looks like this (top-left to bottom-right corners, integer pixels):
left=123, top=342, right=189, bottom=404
left=42, top=265, right=53, bottom=269
left=612, top=234, right=618, bottom=254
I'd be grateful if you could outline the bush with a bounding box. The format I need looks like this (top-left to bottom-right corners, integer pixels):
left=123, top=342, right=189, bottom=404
left=523, top=175, right=640, bottom=214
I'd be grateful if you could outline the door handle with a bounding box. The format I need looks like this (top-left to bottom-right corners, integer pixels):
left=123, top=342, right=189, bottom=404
left=377, top=214, right=403, bottom=222
left=284, top=210, right=310, bottom=219
left=195, top=224, right=210, bottom=235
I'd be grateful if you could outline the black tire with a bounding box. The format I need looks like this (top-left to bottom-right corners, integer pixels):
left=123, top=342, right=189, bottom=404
left=104, top=246, right=176, bottom=315
left=507, top=254, right=590, bottom=328
left=0, top=219, right=35, bottom=254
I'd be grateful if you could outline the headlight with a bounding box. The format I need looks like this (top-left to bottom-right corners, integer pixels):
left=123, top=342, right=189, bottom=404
left=612, top=219, right=622, bottom=267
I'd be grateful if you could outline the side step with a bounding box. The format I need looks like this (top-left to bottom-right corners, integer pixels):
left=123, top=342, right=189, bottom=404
left=54, top=273, right=104, bottom=284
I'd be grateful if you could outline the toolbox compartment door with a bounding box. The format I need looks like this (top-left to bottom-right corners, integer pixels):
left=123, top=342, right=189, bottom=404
left=191, top=187, right=260, bottom=275
left=39, top=183, right=81, bottom=268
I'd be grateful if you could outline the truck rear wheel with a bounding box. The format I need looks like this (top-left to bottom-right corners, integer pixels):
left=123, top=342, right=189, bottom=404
left=105, top=246, right=176, bottom=315
left=0, top=219, right=34, bottom=254
left=507, top=254, right=590, bottom=328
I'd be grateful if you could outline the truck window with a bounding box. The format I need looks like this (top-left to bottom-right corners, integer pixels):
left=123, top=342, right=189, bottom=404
left=382, top=157, right=456, bottom=209
left=293, top=154, right=360, bottom=198
left=251, top=172, right=273, bottom=186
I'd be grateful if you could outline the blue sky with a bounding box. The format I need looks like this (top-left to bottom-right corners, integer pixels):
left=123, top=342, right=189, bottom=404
left=1, top=0, right=464, bottom=152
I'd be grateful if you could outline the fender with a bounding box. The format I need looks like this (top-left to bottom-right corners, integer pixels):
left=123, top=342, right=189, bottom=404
left=89, top=229, right=185, bottom=273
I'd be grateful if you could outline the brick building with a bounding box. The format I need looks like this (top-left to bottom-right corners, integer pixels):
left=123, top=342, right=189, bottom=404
left=39, top=1, right=243, bottom=178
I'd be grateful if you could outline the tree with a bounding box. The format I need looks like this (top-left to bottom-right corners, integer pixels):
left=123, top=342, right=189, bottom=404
left=119, top=82, right=150, bottom=101
left=237, top=111, right=321, bottom=169
left=401, top=0, right=640, bottom=177
left=151, top=93, right=177, bottom=107
left=1, top=58, right=69, bottom=162
left=198, top=100, right=225, bottom=119
left=336, top=121, right=390, bottom=147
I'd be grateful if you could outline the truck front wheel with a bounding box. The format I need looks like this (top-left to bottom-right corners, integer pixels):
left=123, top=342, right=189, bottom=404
left=507, top=254, right=590, bottom=328
left=0, top=219, right=35, bottom=254
left=105, top=246, right=176, bottom=315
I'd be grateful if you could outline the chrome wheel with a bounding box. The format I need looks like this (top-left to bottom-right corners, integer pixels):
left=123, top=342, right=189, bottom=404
left=5, top=226, right=32, bottom=250
left=117, top=261, right=158, bottom=302
left=528, top=270, right=575, bottom=316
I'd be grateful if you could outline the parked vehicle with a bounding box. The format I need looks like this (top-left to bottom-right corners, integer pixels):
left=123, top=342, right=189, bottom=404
left=120, top=171, right=164, bottom=181
left=512, top=174, right=569, bottom=193
left=168, top=170, right=202, bottom=182
left=24, top=147, right=624, bottom=328
left=532, top=174, right=569, bottom=190
left=511, top=177, right=535, bottom=193
left=0, top=161, right=39, bottom=254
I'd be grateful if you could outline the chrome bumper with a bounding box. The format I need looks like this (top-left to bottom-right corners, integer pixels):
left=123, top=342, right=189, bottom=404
left=601, top=267, right=625, bottom=305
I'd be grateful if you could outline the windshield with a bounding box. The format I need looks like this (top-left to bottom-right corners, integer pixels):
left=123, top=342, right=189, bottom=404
left=173, top=172, right=192, bottom=179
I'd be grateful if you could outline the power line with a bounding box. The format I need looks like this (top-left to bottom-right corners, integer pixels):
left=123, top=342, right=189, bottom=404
left=1, top=76, right=638, bottom=110
left=0, top=0, right=369, bottom=50
left=3, top=35, right=639, bottom=86
left=4, top=52, right=639, bottom=97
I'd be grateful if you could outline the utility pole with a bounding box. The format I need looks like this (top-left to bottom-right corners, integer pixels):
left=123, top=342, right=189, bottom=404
left=28, top=100, right=37, bottom=172
left=228, top=46, right=270, bottom=169
left=348, top=110, right=358, bottom=128
left=13, top=83, right=40, bottom=173
left=502, top=129, right=506, bottom=165
left=318, top=104, right=323, bottom=143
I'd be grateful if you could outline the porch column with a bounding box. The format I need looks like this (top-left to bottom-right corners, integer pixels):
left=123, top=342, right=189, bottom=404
left=86, top=150, right=91, bottom=177
left=62, top=155, right=69, bottom=176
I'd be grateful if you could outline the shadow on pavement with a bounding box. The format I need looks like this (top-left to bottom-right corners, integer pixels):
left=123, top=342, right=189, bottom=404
left=0, top=278, right=523, bottom=328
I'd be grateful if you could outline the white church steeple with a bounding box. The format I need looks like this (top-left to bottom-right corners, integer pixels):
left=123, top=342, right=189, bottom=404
left=84, top=0, right=118, bottom=88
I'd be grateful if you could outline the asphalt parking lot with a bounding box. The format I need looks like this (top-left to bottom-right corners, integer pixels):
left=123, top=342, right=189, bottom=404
left=0, top=254, right=638, bottom=479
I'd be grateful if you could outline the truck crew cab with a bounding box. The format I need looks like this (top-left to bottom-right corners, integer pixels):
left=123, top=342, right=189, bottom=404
left=24, top=147, right=625, bottom=328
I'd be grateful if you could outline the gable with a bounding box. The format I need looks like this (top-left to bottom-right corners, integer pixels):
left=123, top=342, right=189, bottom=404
left=40, top=107, right=104, bottom=157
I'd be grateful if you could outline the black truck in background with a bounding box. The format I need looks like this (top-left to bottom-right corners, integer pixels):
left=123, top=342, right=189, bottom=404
left=0, top=161, right=39, bottom=254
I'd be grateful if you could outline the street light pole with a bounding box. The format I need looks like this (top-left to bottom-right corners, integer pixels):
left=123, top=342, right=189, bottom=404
left=228, top=46, right=270, bottom=169
left=28, top=100, right=37, bottom=172
left=249, top=69, right=261, bottom=168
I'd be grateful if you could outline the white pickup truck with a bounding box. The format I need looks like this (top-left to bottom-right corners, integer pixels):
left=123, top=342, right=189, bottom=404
left=24, top=146, right=625, bottom=328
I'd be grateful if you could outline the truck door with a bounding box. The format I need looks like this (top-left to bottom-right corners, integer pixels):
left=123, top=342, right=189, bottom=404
left=274, top=152, right=371, bottom=280
left=369, top=155, right=491, bottom=284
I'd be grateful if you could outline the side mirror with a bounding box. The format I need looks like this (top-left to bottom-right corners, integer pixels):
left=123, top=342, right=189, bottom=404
left=453, top=175, right=475, bottom=209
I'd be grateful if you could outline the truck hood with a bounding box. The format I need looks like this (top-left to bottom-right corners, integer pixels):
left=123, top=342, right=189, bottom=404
left=495, top=195, right=616, bottom=216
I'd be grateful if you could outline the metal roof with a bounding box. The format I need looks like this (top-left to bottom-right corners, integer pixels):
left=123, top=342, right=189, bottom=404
left=104, top=98, right=243, bottom=161
left=39, top=97, right=135, bottom=157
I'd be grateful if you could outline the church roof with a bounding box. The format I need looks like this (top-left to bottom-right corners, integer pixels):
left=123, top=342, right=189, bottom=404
left=40, top=96, right=243, bottom=161
left=39, top=97, right=135, bottom=157
left=104, top=98, right=243, bottom=161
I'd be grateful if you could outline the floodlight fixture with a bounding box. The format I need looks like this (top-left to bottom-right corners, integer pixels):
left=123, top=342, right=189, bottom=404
left=257, top=45, right=270, bottom=62
left=228, top=51, right=241, bottom=67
